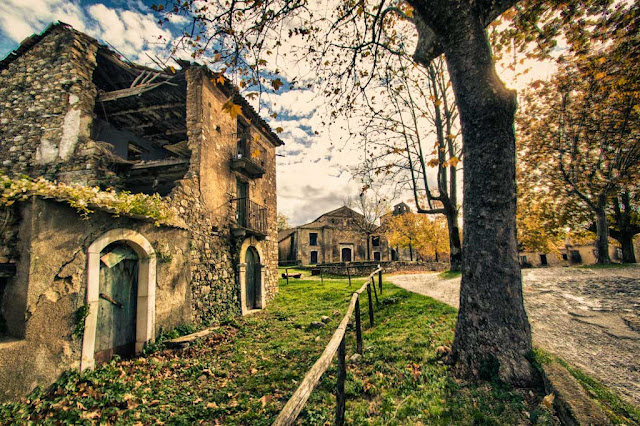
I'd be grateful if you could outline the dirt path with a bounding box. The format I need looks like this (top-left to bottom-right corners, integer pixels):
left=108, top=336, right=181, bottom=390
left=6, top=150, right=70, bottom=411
left=388, top=266, right=640, bottom=406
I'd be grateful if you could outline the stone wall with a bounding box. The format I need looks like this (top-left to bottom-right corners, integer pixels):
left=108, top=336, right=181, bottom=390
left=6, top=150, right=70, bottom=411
left=0, top=197, right=190, bottom=400
left=165, top=67, right=279, bottom=324
left=300, top=261, right=449, bottom=276
left=0, top=25, right=102, bottom=186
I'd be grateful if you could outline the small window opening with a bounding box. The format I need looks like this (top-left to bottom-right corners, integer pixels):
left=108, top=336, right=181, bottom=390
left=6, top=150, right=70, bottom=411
left=309, top=233, right=318, bottom=246
left=540, top=254, right=548, bottom=266
left=372, top=236, right=380, bottom=247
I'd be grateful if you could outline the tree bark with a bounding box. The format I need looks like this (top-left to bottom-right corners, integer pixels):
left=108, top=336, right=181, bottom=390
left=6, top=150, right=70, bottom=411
left=411, top=4, right=533, bottom=385
left=595, top=197, right=611, bottom=264
left=446, top=210, right=462, bottom=271
left=619, top=232, right=636, bottom=263
left=611, top=193, right=638, bottom=263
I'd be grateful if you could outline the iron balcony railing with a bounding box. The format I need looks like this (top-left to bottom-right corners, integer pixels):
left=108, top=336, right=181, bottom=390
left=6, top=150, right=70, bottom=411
left=233, top=197, right=268, bottom=235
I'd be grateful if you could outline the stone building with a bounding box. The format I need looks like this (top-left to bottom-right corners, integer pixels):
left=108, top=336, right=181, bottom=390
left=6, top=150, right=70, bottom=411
left=0, top=22, right=282, bottom=399
left=278, top=205, right=390, bottom=265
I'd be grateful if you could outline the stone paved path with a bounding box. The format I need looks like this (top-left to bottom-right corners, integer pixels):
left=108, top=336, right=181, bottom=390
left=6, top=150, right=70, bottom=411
left=388, top=266, right=640, bottom=406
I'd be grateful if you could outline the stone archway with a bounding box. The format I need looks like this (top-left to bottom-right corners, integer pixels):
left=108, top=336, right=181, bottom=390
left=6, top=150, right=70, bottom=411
left=81, top=229, right=156, bottom=371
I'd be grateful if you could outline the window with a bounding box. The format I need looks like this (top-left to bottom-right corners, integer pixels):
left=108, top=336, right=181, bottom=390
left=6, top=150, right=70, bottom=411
left=372, top=236, right=380, bottom=247
left=310, top=251, right=318, bottom=264
left=373, top=251, right=381, bottom=261
left=562, top=253, right=568, bottom=261
left=237, top=119, right=250, bottom=157
left=570, top=250, right=582, bottom=264
left=309, top=233, right=318, bottom=246
left=540, top=254, right=548, bottom=266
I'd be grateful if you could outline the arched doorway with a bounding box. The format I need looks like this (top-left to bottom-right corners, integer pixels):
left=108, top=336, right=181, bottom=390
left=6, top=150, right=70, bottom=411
left=94, top=242, right=139, bottom=364
left=82, top=229, right=156, bottom=371
left=245, top=247, right=261, bottom=310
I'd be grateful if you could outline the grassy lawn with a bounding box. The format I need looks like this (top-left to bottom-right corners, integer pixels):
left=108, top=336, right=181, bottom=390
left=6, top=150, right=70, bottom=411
left=0, top=271, right=556, bottom=425
left=438, top=270, right=462, bottom=280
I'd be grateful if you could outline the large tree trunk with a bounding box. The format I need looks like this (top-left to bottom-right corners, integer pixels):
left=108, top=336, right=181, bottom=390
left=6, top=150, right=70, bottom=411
left=619, top=232, right=637, bottom=263
left=595, top=198, right=611, bottom=264
left=434, top=10, right=533, bottom=385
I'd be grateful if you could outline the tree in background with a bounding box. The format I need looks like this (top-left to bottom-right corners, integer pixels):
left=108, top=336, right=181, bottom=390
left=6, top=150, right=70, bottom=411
left=354, top=56, right=462, bottom=271
left=518, top=43, right=640, bottom=264
left=384, top=212, right=421, bottom=261
left=277, top=213, right=290, bottom=232
left=345, top=191, right=390, bottom=261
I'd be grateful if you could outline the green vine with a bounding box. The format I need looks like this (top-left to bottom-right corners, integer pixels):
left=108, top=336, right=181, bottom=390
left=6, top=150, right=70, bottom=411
left=0, top=174, right=176, bottom=225
left=72, top=304, right=90, bottom=338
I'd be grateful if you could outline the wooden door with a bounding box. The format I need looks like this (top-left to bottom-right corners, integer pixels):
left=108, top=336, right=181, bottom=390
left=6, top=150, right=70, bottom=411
left=341, top=247, right=352, bottom=262
left=245, top=248, right=260, bottom=310
left=95, top=242, right=138, bottom=364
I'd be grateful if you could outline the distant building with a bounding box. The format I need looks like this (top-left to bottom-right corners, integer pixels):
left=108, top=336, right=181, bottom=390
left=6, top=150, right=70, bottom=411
left=278, top=205, right=391, bottom=265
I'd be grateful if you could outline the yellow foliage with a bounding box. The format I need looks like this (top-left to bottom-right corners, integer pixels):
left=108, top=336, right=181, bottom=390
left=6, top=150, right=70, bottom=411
left=222, top=100, right=243, bottom=118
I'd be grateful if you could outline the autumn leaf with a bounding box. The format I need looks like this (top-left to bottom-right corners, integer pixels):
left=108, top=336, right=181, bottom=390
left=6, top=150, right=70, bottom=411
left=222, top=100, right=243, bottom=118
left=259, top=395, right=273, bottom=407
left=251, top=149, right=261, bottom=158
left=449, top=157, right=460, bottom=167
left=275, top=127, right=284, bottom=133
left=427, top=158, right=440, bottom=168
left=271, top=78, right=284, bottom=91
left=216, top=75, right=225, bottom=85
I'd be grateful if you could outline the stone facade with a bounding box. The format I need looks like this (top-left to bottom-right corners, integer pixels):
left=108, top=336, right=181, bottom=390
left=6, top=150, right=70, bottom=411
left=0, top=23, right=282, bottom=399
left=278, top=206, right=390, bottom=266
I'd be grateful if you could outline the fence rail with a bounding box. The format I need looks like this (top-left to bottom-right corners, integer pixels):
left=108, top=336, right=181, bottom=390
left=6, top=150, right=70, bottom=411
left=273, top=267, right=383, bottom=426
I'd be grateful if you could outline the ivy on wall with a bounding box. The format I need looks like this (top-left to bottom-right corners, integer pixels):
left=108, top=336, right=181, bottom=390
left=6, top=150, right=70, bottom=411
left=0, top=174, right=176, bottom=225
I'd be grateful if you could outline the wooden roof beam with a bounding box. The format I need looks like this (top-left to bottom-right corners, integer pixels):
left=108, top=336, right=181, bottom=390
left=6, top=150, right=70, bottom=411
left=108, top=103, right=184, bottom=117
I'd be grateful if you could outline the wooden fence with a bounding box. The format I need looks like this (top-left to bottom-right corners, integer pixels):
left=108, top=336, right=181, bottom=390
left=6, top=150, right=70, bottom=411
left=273, top=267, right=384, bottom=426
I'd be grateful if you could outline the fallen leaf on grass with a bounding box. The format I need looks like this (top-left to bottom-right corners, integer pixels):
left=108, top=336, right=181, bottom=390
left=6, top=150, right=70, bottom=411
left=542, top=393, right=555, bottom=410
left=259, top=395, right=273, bottom=407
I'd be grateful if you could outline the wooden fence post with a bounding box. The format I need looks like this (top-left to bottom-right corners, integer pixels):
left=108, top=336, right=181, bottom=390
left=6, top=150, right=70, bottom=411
left=355, top=297, right=363, bottom=354
left=367, top=283, right=374, bottom=327
left=285, top=268, right=289, bottom=286
left=336, top=336, right=346, bottom=426
left=320, top=267, right=324, bottom=285
left=371, top=277, right=379, bottom=307
left=378, top=268, right=382, bottom=295
left=347, top=267, right=352, bottom=287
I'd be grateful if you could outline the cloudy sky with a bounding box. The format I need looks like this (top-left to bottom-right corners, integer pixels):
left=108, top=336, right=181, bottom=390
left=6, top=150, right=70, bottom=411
left=0, top=0, right=555, bottom=226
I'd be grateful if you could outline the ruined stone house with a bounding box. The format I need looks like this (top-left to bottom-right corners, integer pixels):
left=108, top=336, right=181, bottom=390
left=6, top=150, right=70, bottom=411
left=0, top=22, right=283, bottom=399
left=278, top=205, right=390, bottom=265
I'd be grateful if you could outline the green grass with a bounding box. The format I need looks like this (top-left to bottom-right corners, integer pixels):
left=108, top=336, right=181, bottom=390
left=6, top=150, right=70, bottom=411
left=438, top=270, right=462, bottom=279
left=0, top=274, right=556, bottom=425
left=530, top=348, right=640, bottom=425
